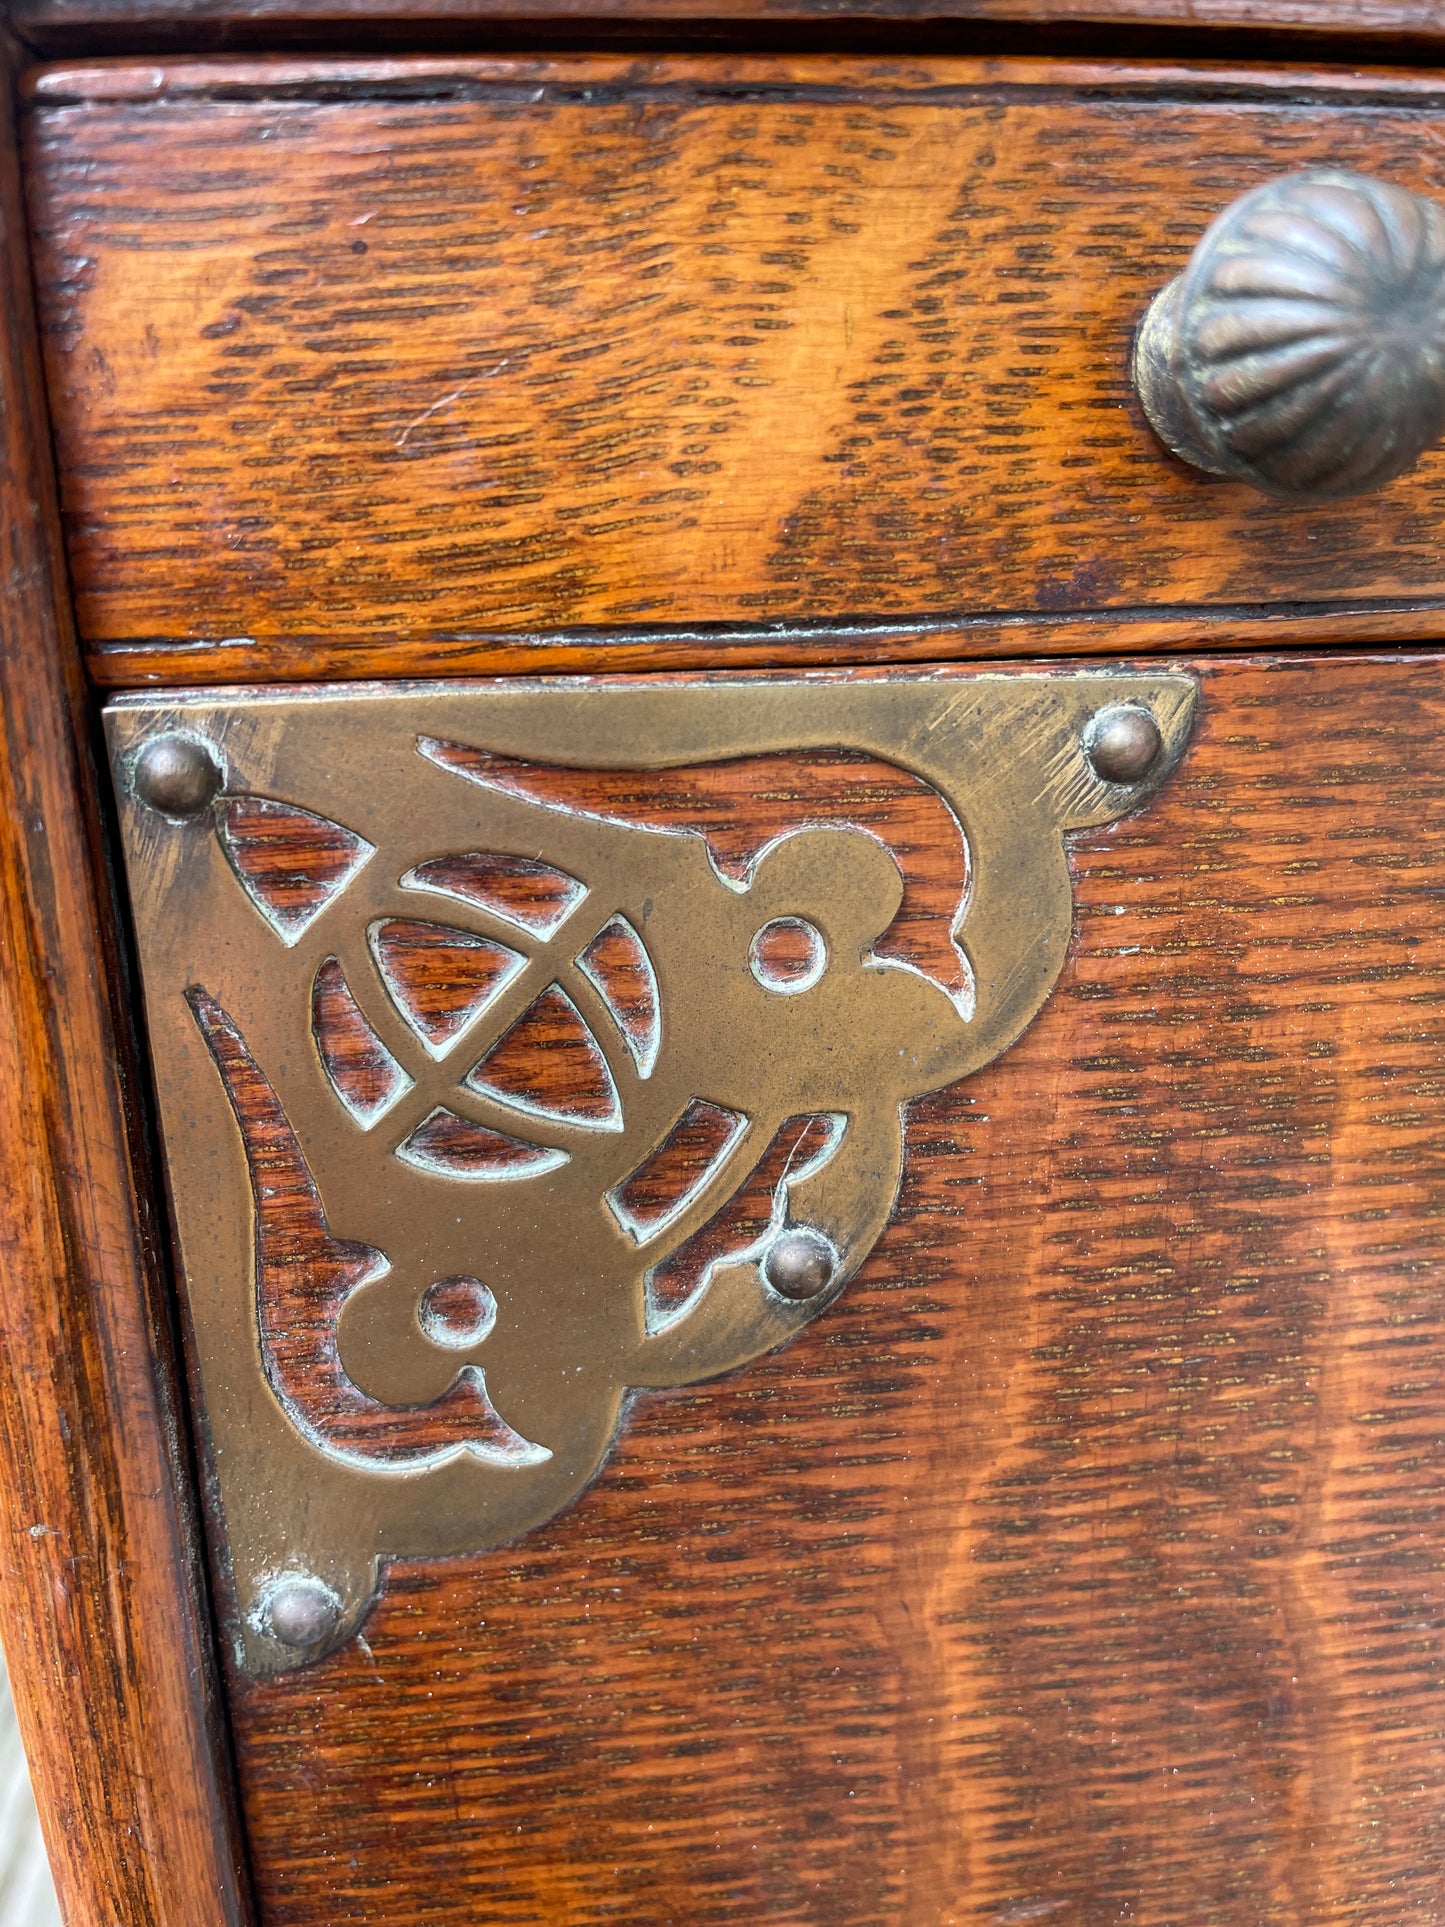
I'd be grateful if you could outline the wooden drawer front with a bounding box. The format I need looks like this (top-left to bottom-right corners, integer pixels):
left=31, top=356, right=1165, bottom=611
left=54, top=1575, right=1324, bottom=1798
left=109, top=650, right=1445, bottom=1927
left=27, top=55, right=1445, bottom=686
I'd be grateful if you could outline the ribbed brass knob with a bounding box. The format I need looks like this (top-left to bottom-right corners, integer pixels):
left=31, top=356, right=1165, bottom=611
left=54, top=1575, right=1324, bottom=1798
left=1132, top=170, right=1445, bottom=498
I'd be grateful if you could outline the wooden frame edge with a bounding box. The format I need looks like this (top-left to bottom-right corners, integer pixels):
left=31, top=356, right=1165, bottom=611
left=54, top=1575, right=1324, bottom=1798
left=82, top=603, right=1445, bottom=689
left=9, top=0, right=1445, bottom=62
left=0, top=37, right=251, bottom=1927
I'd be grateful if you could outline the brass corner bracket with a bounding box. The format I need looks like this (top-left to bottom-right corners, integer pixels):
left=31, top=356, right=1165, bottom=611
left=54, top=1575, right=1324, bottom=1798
left=108, top=669, right=1196, bottom=1674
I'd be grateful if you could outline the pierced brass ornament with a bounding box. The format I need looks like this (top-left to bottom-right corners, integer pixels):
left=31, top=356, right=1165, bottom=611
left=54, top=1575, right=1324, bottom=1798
left=108, top=671, right=1196, bottom=1673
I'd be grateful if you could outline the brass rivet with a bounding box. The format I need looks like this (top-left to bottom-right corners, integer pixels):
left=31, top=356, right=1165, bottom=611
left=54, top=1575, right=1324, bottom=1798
left=262, top=1575, right=341, bottom=1649
left=1085, top=706, right=1163, bottom=785
left=132, top=734, right=222, bottom=818
left=763, top=1228, right=837, bottom=1301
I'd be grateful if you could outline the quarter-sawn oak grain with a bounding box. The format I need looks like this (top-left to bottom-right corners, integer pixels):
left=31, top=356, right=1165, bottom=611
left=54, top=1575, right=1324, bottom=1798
left=226, top=651, right=1445, bottom=1927
left=25, top=56, right=1445, bottom=683
left=0, top=34, right=251, bottom=1927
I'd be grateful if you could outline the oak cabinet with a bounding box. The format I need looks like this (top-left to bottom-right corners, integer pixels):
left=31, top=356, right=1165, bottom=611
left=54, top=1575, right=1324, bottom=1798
left=3, top=22, right=1445, bottom=1927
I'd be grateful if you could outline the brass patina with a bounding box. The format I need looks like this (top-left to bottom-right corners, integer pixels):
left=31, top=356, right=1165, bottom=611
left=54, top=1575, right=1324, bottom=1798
left=108, top=670, right=1196, bottom=1673
left=1132, top=170, right=1445, bottom=498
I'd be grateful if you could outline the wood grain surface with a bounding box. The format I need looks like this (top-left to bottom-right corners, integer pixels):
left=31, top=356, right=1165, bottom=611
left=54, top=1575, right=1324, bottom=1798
left=26, top=55, right=1445, bottom=687
left=223, top=649, right=1445, bottom=1927
left=0, top=34, right=251, bottom=1927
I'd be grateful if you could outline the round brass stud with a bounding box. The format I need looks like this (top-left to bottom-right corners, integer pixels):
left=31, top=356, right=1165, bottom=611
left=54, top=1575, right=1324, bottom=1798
left=763, top=1227, right=837, bottom=1302
left=132, top=734, right=222, bottom=818
left=1085, top=706, right=1163, bottom=786
left=262, top=1574, right=341, bottom=1649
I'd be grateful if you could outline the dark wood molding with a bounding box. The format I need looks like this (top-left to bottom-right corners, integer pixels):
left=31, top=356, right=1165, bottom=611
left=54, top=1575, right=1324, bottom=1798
left=10, top=1, right=1445, bottom=64
left=81, top=605, right=1445, bottom=691
left=0, top=37, right=252, bottom=1927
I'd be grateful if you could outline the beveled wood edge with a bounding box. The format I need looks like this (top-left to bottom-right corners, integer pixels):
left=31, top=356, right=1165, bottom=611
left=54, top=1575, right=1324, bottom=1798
left=25, top=47, right=1445, bottom=99
left=0, top=37, right=252, bottom=1927
left=97, top=646, right=1445, bottom=711
left=86, top=602, right=1445, bottom=689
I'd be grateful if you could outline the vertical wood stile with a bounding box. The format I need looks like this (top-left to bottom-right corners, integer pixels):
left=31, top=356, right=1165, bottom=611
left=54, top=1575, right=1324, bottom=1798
left=0, top=41, right=250, bottom=1927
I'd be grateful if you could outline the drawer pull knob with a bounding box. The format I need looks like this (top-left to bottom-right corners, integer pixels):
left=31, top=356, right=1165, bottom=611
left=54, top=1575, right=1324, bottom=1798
left=1132, top=170, right=1445, bottom=497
